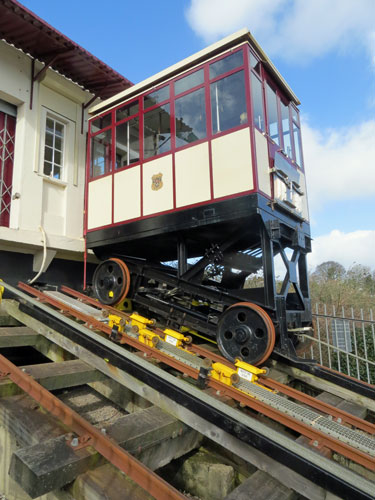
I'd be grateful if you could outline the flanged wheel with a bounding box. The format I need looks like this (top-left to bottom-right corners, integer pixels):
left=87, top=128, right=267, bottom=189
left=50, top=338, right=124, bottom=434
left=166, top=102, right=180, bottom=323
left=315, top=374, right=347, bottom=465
left=92, top=258, right=130, bottom=306
left=217, top=302, right=276, bottom=365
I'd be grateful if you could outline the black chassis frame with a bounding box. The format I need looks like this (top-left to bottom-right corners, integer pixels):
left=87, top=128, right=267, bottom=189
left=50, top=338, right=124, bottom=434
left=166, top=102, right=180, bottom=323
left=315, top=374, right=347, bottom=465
left=87, top=193, right=313, bottom=361
left=13, top=298, right=374, bottom=500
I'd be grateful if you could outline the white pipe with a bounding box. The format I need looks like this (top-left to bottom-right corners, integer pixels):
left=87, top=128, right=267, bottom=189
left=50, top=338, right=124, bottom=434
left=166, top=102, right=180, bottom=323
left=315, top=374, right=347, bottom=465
left=28, top=225, right=47, bottom=284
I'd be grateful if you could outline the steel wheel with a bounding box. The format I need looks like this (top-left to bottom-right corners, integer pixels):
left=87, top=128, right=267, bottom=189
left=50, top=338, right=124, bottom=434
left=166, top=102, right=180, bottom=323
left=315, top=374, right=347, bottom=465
left=217, top=302, right=276, bottom=365
left=92, top=258, right=130, bottom=306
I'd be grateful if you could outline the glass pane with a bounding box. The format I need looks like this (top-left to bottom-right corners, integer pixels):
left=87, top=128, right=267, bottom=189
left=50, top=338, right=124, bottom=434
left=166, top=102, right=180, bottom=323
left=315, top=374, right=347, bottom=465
left=55, top=122, right=64, bottom=137
left=45, top=132, right=53, bottom=147
left=175, top=88, right=206, bottom=147
left=144, top=104, right=171, bottom=159
left=54, top=150, right=62, bottom=166
left=44, top=162, right=52, bottom=176
left=144, top=86, right=169, bottom=109
left=115, top=117, right=140, bottom=168
left=116, top=101, right=139, bottom=122
left=90, top=129, right=112, bottom=177
left=175, top=69, right=204, bottom=95
left=209, top=51, right=243, bottom=79
left=53, top=166, right=61, bottom=180
left=281, top=102, right=292, bottom=157
left=54, top=136, right=62, bottom=151
left=91, top=113, right=112, bottom=134
left=293, top=123, right=303, bottom=166
left=44, top=146, right=53, bottom=162
left=210, top=70, right=247, bottom=135
left=292, top=106, right=299, bottom=123
left=46, top=118, right=54, bottom=134
left=266, top=84, right=280, bottom=145
left=249, top=51, right=261, bottom=75
left=251, top=73, right=265, bottom=132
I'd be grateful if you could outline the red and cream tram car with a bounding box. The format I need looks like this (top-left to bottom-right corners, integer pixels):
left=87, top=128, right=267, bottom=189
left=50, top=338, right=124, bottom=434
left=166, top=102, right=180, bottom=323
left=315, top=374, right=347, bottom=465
left=85, top=29, right=312, bottom=365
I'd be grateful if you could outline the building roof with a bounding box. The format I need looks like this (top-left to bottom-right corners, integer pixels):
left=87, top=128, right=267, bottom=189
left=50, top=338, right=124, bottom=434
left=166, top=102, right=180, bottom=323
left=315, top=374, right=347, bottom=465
left=90, top=28, right=300, bottom=116
left=0, top=0, right=133, bottom=100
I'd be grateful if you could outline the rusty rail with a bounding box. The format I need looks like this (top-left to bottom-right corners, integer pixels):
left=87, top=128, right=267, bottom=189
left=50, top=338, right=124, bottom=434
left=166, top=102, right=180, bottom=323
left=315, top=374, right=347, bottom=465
left=0, top=352, right=187, bottom=500
left=17, top=282, right=375, bottom=472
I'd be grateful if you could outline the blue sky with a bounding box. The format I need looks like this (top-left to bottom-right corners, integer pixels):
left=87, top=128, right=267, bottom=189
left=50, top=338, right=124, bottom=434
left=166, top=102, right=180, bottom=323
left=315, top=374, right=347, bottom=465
left=21, top=0, right=375, bottom=271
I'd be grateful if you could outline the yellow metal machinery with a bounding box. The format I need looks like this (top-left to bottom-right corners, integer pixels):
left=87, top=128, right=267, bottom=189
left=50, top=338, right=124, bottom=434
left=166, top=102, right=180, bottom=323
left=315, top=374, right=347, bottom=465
left=107, top=310, right=270, bottom=393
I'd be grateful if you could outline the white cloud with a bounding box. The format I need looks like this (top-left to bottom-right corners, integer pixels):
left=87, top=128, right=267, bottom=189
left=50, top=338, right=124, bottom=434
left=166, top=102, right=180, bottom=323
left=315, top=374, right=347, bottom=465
left=308, top=229, right=375, bottom=270
left=302, top=119, right=375, bottom=213
left=185, top=0, right=375, bottom=63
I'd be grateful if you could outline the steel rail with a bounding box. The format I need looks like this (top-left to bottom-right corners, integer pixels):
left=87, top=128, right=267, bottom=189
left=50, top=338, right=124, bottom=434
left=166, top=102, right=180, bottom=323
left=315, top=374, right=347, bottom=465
left=0, top=353, right=186, bottom=500
left=260, top=377, right=375, bottom=436
left=61, top=285, right=232, bottom=365
left=59, top=286, right=375, bottom=424
left=18, top=283, right=375, bottom=472
left=3, top=281, right=375, bottom=500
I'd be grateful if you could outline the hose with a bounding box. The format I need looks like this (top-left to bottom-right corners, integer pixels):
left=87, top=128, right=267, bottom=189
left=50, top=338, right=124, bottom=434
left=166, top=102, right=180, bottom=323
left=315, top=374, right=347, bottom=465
left=28, top=225, right=47, bottom=284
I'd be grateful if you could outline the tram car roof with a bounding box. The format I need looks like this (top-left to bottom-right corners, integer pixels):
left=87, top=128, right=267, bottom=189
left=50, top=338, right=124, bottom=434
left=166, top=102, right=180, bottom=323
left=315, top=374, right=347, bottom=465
left=89, top=28, right=300, bottom=118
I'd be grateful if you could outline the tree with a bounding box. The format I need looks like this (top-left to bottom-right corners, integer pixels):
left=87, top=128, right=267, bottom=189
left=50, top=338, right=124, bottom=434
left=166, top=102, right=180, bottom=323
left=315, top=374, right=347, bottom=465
left=311, top=261, right=346, bottom=282
left=309, top=261, right=375, bottom=311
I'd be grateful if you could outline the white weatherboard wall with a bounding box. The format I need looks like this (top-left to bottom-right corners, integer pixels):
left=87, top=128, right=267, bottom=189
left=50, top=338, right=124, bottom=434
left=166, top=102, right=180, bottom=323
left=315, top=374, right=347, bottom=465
left=142, top=155, right=173, bottom=216
left=114, top=166, right=141, bottom=223
left=175, top=142, right=210, bottom=208
left=211, top=128, right=253, bottom=198
left=0, top=39, right=94, bottom=259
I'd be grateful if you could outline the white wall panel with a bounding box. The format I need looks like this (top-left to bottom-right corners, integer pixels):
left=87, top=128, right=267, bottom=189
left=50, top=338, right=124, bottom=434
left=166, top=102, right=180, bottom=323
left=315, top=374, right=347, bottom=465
left=114, top=166, right=141, bottom=223
left=87, top=176, right=112, bottom=229
left=254, top=129, right=271, bottom=196
left=142, top=155, right=173, bottom=216
left=175, top=143, right=210, bottom=208
left=211, top=128, right=253, bottom=199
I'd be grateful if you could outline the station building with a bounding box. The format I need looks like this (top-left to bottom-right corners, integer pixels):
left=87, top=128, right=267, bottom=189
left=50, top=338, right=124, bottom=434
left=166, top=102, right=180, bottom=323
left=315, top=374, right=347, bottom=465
left=0, top=0, right=131, bottom=286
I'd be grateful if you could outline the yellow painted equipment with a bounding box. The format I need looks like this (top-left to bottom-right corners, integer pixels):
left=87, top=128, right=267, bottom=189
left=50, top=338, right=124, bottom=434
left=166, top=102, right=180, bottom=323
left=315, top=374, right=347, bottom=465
left=107, top=309, right=271, bottom=394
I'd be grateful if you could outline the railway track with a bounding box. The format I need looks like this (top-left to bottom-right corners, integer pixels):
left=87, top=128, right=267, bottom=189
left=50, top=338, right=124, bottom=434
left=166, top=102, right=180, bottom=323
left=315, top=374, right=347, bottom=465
left=0, top=280, right=375, bottom=499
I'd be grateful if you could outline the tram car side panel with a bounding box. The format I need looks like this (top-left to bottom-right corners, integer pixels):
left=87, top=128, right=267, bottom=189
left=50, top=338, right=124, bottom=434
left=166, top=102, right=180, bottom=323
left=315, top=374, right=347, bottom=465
left=85, top=30, right=313, bottom=365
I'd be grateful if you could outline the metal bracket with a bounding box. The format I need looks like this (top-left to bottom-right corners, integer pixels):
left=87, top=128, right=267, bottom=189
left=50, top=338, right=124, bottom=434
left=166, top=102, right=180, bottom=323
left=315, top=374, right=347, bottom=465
left=66, top=433, right=94, bottom=450
left=197, top=366, right=210, bottom=389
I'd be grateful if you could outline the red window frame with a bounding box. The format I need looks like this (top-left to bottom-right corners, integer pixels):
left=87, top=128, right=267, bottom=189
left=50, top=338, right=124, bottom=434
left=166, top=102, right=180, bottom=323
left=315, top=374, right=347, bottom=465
left=85, top=41, right=304, bottom=234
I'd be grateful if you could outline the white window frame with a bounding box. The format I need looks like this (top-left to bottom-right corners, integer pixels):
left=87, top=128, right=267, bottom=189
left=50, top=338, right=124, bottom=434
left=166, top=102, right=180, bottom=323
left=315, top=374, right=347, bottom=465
left=39, top=108, right=69, bottom=182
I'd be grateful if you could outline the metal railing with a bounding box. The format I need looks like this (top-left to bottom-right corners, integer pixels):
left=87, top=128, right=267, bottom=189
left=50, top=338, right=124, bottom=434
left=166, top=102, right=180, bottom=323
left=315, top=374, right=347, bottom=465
left=304, top=304, right=375, bottom=385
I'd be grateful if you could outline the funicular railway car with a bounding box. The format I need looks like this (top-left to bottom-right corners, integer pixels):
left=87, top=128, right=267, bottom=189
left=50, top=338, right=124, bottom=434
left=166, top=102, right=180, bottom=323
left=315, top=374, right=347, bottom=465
left=85, top=29, right=312, bottom=366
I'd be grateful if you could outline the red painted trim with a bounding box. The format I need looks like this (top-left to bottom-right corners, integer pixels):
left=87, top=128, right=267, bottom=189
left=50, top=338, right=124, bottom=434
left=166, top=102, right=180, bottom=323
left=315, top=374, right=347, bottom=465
left=90, top=124, right=112, bottom=138
left=142, top=148, right=172, bottom=164
left=115, top=112, right=140, bottom=127
left=204, top=64, right=214, bottom=199
left=174, top=136, right=208, bottom=154
left=143, top=98, right=170, bottom=114
left=113, top=96, right=140, bottom=124
left=139, top=96, right=144, bottom=217
left=83, top=125, right=91, bottom=237
left=244, top=45, right=259, bottom=193
left=209, top=65, right=245, bottom=85
left=175, top=81, right=205, bottom=99
left=207, top=46, right=245, bottom=80
left=114, top=160, right=142, bottom=174
left=83, top=237, right=87, bottom=290
left=211, top=122, right=249, bottom=140
left=87, top=171, right=112, bottom=183
left=170, top=82, right=176, bottom=209
left=86, top=188, right=257, bottom=234
left=111, top=108, right=115, bottom=224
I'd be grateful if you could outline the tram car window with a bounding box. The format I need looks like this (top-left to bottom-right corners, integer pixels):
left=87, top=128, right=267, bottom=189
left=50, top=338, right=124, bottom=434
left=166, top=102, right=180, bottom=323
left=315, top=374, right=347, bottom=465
left=85, top=29, right=312, bottom=366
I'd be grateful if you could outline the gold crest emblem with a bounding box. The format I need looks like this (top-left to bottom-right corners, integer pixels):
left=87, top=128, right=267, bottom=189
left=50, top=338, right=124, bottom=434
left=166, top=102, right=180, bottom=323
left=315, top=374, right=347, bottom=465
left=151, top=172, right=163, bottom=191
